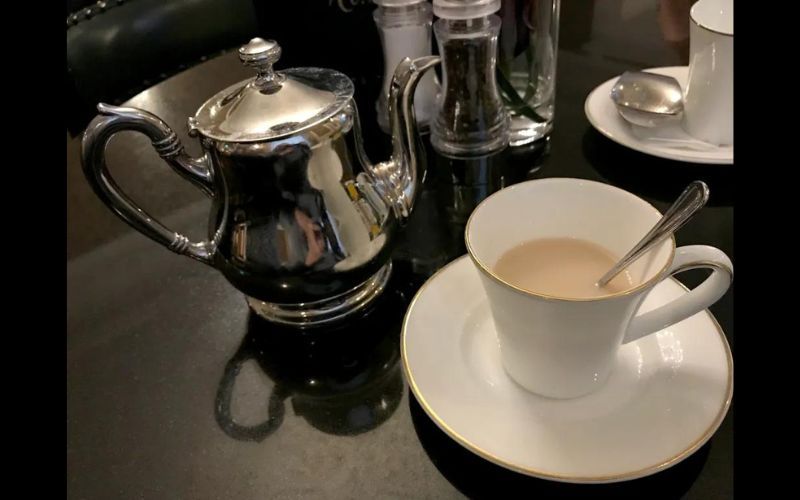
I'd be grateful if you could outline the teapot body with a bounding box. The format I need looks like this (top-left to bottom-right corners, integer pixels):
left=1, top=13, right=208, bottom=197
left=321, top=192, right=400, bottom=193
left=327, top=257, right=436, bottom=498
left=81, top=38, right=439, bottom=327
left=203, top=101, right=397, bottom=310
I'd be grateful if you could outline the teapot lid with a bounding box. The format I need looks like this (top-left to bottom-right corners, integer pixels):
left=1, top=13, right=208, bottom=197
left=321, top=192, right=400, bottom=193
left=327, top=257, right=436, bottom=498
left=192, top=38, right=354, bottom=142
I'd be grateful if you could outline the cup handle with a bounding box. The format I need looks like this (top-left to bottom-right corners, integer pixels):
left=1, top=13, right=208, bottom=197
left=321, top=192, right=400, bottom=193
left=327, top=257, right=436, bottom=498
left=622, top=245, right=733, bottom=344
left=81, top=103, right=216, bottom=265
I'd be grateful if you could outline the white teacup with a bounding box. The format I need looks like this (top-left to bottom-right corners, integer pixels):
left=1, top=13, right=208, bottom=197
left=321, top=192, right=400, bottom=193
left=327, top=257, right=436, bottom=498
left=466, top=178, right=733, bottom=399
left=683, top=0, right=733, bottom=146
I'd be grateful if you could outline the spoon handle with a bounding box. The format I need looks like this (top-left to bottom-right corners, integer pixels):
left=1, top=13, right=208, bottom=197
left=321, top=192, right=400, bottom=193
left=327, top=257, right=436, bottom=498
left=596, top=181, right=710, bottom=288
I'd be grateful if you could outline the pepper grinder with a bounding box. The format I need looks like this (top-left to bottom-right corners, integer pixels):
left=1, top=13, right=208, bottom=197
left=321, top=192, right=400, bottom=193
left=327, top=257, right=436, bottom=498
left=430, top=0, right=510, bottom=158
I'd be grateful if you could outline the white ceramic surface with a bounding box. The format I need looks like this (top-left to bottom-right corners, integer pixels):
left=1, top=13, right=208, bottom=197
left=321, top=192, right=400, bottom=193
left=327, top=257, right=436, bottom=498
left=683, top=0, right=733, bottom=146
left=465, top=178, right=732, bottom=398
left=402, top=255, right=733, bottom=483
left=585, top=66, right=733, bottom=164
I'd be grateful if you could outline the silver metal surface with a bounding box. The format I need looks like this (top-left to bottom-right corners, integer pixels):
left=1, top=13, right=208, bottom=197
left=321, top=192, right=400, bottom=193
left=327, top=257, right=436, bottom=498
left=596, top=180, right=710, bottom=288
left=80, top=38, right=439, bottom=326
left=368, top=56, right=441, bottom=221
left=81, top=104, right=218, bottom=265
left=193, top=39, right=354, bottom=142
left=238, top=38, right=285, bottom=92
left=610, top=71, right=684, bottom=128
left=245, top=263, right=393, bottom=326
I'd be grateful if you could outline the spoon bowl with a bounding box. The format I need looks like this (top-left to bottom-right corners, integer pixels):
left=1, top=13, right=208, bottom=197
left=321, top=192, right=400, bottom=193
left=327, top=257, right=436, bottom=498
left=611, top=71, right=684, bottom=128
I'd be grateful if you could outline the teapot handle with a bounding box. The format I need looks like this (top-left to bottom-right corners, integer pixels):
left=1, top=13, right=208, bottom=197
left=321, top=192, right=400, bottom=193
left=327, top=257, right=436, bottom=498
left=81, top=103, right=216, bottom=265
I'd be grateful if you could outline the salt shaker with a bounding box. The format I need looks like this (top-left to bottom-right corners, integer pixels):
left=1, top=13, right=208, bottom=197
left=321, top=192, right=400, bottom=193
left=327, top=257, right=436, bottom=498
left=373, top=0, right=440, bottom=134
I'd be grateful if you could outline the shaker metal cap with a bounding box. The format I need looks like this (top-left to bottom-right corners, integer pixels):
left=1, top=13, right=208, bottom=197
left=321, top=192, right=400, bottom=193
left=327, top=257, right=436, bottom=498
left=192, top=38, right=354, bottom=142
left=433, top=0, right=500, bottom=19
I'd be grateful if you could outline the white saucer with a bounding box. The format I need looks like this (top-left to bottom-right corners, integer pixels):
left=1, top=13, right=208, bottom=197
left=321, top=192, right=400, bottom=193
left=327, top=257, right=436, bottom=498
left=584, top=66, right=733, bottom=165
left=402, top=255, right=733, bottom=484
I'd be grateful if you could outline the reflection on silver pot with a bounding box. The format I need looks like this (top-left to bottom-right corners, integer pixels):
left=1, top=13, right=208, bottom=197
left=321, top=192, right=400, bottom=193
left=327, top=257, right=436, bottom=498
left=81, top=38, right=439, bottom=327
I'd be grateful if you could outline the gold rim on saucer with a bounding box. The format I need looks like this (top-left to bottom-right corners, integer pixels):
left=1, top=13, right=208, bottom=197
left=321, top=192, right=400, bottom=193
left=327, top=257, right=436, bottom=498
left=401, top=256, right=733, bottom=484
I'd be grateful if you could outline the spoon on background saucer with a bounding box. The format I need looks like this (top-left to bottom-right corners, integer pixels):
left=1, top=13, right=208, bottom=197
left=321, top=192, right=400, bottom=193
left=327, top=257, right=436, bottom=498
left=610, top=71, right=683, bottom=127
left=610, top=71, right=716, bottom=152
left=596, top=181, right=710, bottom=288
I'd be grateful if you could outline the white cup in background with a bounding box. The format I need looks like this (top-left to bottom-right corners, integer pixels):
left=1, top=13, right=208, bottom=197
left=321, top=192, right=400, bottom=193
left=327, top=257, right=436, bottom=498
left=683, top=0, right=733, bottom=146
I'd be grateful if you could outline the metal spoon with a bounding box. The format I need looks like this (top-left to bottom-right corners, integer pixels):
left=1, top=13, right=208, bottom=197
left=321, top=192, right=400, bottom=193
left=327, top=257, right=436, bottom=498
left=610, top=71, right=684, bottom=128
left=596, top=181, right=710, bottom=288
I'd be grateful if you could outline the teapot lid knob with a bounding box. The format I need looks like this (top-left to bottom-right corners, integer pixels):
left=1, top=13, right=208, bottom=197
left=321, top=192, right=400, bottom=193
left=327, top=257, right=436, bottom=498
left=238, top=38, right=285, bottom=91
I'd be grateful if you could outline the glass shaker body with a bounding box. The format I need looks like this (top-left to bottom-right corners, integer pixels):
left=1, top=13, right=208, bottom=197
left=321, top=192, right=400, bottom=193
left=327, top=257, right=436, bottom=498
left=431, top=15, right=509, bottom=158
left=374, top=2, right=439, bottom=133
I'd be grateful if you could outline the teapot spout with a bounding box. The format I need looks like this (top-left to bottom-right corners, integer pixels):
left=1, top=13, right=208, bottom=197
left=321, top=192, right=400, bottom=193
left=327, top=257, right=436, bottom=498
left=372, top=56, right=440, bottom=224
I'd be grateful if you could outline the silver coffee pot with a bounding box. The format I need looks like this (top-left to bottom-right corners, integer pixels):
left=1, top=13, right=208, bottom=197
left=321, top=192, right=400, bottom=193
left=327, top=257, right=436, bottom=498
left=82, top=38, right=440, bottom=326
